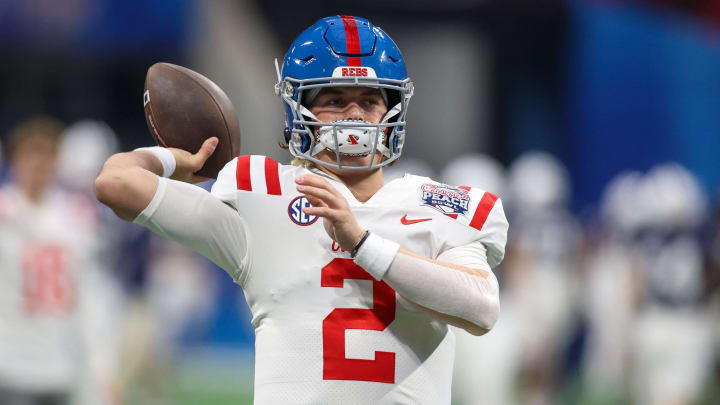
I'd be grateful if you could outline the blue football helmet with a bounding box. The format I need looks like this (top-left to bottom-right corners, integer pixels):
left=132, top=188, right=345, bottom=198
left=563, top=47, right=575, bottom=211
left=275, top=15, right=413, bottom=170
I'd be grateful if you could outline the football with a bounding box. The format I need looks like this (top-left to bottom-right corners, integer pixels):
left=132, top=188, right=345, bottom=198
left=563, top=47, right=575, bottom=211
left=143, top=62, right=241, bottom=178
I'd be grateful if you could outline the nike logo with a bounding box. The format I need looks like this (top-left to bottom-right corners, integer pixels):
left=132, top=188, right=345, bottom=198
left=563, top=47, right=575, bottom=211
left=400, top=214, right=432, bottom=225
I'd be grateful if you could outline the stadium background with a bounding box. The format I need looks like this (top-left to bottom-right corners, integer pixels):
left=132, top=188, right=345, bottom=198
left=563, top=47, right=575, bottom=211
left=0, top=0, right=718, bottom=404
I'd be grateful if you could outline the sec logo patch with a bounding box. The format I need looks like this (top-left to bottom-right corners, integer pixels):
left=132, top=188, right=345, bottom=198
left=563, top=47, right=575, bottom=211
left=288, top=196, right=319, bottom=226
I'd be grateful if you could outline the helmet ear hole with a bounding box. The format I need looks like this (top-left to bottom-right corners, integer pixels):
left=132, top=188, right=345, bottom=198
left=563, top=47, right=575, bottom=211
left=385, top=90, right=402, bottom=119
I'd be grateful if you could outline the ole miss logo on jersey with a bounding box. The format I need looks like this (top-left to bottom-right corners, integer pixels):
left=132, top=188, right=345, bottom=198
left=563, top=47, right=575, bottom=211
left=288, top=195, right=319, bottom=226
left=420, top=183, right=470, bottom=216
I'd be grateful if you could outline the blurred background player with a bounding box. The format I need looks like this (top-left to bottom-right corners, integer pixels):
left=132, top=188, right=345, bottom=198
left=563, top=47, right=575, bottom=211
left=56, top=119, right=218, bottom=404
left=0, top=117, right=102, bottom=404
left=503, top=151, right=582, bottom=405
left=580, top=170, right=646, bottom=403
left=56, top=120, right=125, bottom=405
left=629, top=163, right=715, bottom=405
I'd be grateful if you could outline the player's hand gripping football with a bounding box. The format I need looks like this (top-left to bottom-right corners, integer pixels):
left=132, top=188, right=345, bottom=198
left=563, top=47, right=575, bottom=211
left=168, top=137, right=218, bottom=184
left=296, top=175, right=366, bottom=251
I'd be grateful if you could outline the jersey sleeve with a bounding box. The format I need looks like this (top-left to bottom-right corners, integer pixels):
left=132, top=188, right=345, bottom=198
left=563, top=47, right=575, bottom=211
left=454, top=187, right=509, bottom=268
left=211, top=157, right=240, bottom=207
left=211, top=155, right=284, bottom=206
left=134, top=177, right=250, bottom=283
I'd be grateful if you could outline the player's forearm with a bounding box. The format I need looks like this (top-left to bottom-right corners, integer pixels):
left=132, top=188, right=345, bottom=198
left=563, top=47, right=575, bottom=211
left=94, top=151, right=162, bottom=221
left=101, top=150, right=165, bottom=176
left=384, top=248, right=499, bottom=336
left=353, top=237, right=499, bottom=336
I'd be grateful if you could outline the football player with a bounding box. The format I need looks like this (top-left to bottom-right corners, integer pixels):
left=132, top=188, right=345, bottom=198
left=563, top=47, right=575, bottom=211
left=0, top=117, right=103, bottom=405
left=95, top=15, right=508, bottom=404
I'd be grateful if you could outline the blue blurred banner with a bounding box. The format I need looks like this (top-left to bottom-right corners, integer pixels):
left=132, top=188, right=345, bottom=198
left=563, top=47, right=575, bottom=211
left=567, top=1, right=720, bottom=208
left=0, top=0, right=193, bottom=54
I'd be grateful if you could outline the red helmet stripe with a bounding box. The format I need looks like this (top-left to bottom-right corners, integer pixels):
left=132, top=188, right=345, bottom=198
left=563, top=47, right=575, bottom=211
left=340, top=15, right=362, bottom=66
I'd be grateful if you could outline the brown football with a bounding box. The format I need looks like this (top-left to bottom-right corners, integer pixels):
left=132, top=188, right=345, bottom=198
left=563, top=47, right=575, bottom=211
left=143, top=62, right=241, bottom=178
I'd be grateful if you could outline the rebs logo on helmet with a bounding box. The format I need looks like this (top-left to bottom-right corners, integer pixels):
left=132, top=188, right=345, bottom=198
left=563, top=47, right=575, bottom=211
left=342, top=67, right=368, bottom=77
left=288, top=195, right=319, bottom=226
left=332, top=66, right=377, bottom=79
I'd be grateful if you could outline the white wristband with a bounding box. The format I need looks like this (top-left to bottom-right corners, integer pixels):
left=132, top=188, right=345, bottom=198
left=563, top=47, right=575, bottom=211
left=352, top=232, right=400, bottom=281
left=134, top=146, right=176, bottom=178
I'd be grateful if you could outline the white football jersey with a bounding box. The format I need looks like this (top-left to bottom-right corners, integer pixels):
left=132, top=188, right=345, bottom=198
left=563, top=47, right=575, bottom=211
left=137, top=155, right=508, bottom=404
left=0, top=185, right=99, bottom=391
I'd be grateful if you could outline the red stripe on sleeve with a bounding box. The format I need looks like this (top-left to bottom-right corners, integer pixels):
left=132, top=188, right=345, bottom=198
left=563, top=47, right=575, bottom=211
left=264, top=157, right=282, bottom=196
left=469, top=192, right=499, bottom=231
left=236, top=155, right=252, bottom=191
left=340, top=15, right=362, bottom=66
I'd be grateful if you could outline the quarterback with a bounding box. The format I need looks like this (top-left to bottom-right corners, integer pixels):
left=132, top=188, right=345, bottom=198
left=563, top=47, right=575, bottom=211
left=95, top=16, right=508, bottom=404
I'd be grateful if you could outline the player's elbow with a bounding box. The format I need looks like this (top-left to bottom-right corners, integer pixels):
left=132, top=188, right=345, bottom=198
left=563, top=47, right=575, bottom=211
left=94, top=168, right=122, bottom=206
left=466, top=294, right=499, bottom=336
left=94, top=166, right=143, bottom=221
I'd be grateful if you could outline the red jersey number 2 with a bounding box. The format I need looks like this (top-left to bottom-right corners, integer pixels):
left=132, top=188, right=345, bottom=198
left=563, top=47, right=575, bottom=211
left=321, top=258, right=396, bottom=384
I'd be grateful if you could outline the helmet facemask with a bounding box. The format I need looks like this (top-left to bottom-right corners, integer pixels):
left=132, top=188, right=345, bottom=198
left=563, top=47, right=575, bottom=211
left=277, top=72, right=413, bottom=171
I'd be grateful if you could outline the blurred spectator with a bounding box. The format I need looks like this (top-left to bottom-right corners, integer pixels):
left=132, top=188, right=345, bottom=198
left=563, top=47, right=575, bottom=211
left=0, top=117, right=107, bottom=404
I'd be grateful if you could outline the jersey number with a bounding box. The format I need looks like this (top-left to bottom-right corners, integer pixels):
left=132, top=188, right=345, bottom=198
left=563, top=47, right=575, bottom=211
left=321, top=258, right=396, bottom=383
left=22, top=244, right=74, bottom=314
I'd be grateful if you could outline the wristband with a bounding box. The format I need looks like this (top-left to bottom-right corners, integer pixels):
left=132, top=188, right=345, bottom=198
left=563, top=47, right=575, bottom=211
left=352, top=232, right=400, bottom=281
left=350, top=230, right=370, bottom=258
left=134, top=146, right=176, bottom=178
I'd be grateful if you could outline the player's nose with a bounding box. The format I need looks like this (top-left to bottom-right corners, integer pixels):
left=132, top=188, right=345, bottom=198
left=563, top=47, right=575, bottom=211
left=344, top=102, right=364, bottom=121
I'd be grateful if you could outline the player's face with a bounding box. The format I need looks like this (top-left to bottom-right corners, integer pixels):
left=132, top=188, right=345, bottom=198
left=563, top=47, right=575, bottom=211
left=309, top=87, right=388, bottom=170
